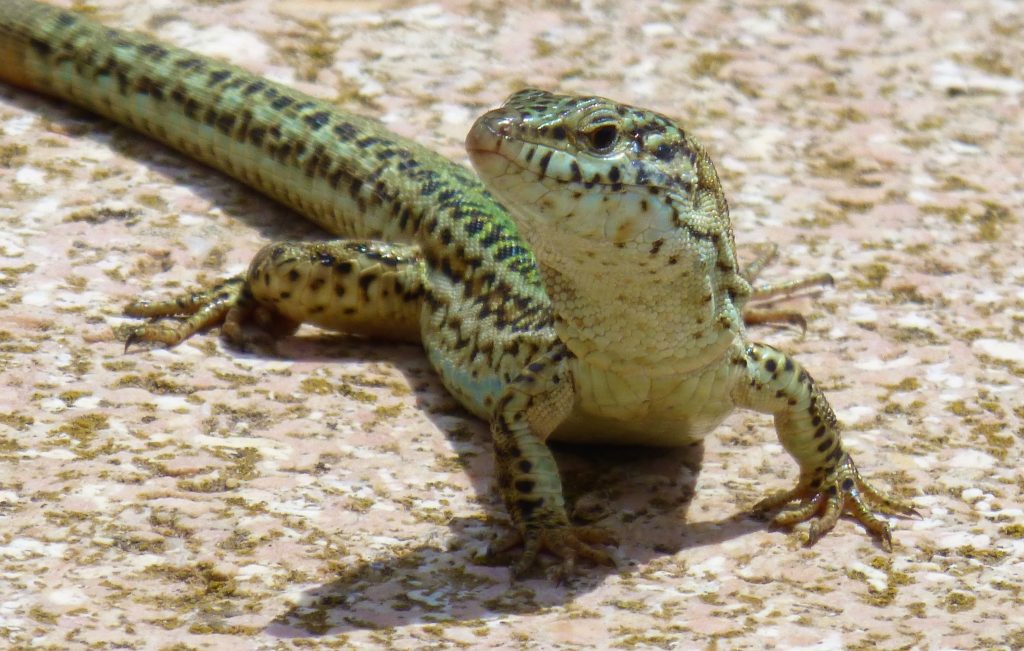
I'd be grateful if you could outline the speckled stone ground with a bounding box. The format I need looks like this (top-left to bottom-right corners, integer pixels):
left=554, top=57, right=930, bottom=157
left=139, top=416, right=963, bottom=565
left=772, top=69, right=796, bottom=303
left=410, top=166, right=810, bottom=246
left=1, top=0, right=1022, bottom=649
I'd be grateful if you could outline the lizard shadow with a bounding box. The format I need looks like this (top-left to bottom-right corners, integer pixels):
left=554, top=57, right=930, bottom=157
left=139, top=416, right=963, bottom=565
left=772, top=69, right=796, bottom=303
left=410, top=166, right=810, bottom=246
left=257, top=336, right=769, bottom=638
left=263, top=437, right=766, bottom=638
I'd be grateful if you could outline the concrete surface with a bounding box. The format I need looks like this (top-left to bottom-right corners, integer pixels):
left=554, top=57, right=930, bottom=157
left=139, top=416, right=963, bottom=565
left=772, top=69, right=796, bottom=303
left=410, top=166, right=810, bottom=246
left=0, top=0, right=1021, bottom=648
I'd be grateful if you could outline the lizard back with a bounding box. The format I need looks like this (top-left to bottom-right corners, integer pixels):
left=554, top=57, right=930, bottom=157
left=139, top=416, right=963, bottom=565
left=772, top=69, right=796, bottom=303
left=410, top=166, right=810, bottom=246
left=0, top=0, right=557, bottom=418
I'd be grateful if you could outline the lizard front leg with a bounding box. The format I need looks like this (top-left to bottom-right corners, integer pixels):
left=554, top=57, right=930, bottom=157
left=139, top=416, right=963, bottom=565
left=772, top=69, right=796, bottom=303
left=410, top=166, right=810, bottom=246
left=490, top=346, right=617, bottom=580
left=123, top=240, right=425, bottom=349
left=732, top=343, right=917, bottom=549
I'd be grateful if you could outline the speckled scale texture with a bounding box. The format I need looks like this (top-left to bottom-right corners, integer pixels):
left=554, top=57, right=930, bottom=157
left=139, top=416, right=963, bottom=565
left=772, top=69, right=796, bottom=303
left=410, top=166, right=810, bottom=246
left=0, top=0, right=557, bottom=422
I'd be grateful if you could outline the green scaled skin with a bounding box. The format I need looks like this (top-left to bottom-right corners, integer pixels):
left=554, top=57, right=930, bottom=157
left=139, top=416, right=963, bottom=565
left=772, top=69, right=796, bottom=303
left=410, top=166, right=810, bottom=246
left=0, top=1, right=916, bottom=580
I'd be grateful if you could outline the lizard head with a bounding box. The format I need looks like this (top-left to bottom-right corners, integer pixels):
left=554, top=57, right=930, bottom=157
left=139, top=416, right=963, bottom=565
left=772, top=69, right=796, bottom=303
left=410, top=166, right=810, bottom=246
left=467, top=89, right=752, bottom=366
left=466, top=89, right=740, bottom=284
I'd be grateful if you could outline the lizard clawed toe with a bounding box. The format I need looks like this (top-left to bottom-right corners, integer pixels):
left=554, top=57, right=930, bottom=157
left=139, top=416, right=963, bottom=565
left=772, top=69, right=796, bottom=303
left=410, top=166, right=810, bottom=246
left=489, top=525, right=618, bottom=583
left=753, top=456, right=916, bottom=551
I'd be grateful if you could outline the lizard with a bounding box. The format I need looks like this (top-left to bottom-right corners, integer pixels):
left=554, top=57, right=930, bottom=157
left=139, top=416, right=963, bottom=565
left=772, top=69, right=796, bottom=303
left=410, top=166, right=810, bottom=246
left=0, top=0, right=916, bottom=579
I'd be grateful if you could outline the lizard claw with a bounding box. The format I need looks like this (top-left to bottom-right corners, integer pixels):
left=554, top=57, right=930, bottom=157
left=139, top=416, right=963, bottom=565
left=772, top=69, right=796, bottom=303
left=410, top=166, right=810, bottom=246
left=119, top=322, right=189, bottom=351
left=753, top=455, right=917, bottom=551
left=120, top=323, right=177, bottom=352
left=123, top=328, right=141, bottom=353
left=488, top=525, right=618, bottom=583
left=119, top=277, right=248, bottom=352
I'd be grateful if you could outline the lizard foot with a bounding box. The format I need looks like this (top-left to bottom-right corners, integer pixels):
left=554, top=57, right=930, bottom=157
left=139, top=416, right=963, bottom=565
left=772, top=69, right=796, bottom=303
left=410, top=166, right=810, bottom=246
left=488, top=525, right=618, bottom=583
left=121, top=277, right=246, bottom=350
left=121, top=276, right=299, bottom=351
left=753, top=455, right=918, bottom=551
left=741, top=242, right=834, bottom=332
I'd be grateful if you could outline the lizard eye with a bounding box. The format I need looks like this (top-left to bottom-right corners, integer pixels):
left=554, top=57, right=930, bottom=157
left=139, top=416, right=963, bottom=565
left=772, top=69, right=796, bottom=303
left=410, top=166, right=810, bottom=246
left=583, top=124, right=618, bottom=153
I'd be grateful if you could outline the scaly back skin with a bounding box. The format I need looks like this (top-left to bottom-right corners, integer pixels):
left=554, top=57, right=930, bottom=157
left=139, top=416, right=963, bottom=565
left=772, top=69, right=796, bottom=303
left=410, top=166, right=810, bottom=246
left=0, top=0, right=556, bottom=420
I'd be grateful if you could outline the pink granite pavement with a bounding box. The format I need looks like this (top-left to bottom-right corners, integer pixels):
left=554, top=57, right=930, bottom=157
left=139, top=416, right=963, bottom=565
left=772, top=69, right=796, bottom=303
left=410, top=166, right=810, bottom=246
left=0, top=0, right=1021, bottom=648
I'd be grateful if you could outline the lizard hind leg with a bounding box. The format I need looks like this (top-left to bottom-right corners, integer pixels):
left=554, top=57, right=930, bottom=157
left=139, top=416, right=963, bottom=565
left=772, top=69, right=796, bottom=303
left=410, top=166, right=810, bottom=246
left=741, top=243, right=835, bottom=331
left=123, top=276, right=251, bottom=350
left=123, top=239, right=426, bottom=350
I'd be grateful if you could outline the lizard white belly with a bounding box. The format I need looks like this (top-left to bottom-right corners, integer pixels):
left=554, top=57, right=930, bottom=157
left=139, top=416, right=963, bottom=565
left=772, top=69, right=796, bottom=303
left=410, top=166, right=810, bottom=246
left=553, top=339, right=744, bottom=446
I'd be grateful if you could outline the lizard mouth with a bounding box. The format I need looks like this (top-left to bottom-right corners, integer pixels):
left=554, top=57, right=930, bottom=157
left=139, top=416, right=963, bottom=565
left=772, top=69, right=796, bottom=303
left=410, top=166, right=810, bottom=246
left=465, top=114, right=520, bottom=181
left=467, top=112, right=669, bottom=250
